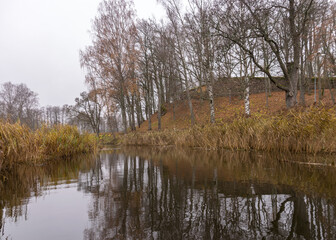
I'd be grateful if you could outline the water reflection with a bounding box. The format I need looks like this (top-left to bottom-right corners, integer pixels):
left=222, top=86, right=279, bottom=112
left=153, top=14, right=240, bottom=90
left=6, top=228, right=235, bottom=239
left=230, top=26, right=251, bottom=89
left=1, top=148, right=336, bottom=240
left=0, top=155, right=97, bottom=238
left=83, top=148, right=336, bottom=240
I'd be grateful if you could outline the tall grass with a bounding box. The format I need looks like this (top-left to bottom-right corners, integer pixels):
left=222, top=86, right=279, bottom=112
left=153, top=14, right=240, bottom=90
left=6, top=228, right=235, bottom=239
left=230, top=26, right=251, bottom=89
left=123, top=106, right=336, bottom=154
left=0, top=122, right=98, bottom=170
left=37, top=125, right=98, bottom=159
left=0, top=122, right=39, bottom=167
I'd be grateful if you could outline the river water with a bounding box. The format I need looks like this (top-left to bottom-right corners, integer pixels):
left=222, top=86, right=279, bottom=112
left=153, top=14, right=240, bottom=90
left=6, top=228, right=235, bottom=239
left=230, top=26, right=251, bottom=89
left=0, top=147, right=335, bottom=240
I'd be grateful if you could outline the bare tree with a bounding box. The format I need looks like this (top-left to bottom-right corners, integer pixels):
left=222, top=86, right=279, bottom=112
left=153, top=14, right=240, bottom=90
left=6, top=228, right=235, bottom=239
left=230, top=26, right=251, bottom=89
left=0, top=82, right=39, bottom=127
left=214, top=0, right=318, bottom=108
left=184, top=0, right=217, bottom=123
left=71, top=91, right=103, bottom=136
left=159, top=0, right=196, bottom=125
left=80, top=0, right=138, bottom=133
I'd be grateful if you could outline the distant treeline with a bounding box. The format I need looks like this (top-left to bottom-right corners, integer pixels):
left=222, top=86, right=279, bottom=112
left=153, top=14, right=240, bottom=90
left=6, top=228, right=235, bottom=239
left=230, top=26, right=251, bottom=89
left=0, top=82, right=116, bottom=134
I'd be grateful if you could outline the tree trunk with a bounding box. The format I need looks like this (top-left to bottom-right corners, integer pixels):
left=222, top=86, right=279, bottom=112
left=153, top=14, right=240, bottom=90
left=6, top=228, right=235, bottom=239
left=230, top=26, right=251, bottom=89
left=131, top=94, right=136, bottom=131
left=317, top=57, right=322, bottom=103
left=182, top=65, right=195, bottom=125
left=299, top=47, right=306, bottom=106
left=135, top=92, right=143, bottom=128
left=120, top=95, right=128, bottom=134
left=206, top=70, right=215, bottom=123
left=287, top=0, right=300, bottom=108
left=157, top=83, right=162, bottom=131
left=285, top=90, right=297, bottom=108
left=264, top=77, right=269, bottom=108
left=147, top=92, right=152, bottom=131
left=299, top=75, right=305, bottom=106
left=286, top=62, right=298, bottom=108
left=244, top=77, right=250, bottom=116
left=150, top=78, right=155, bottom=115
left=159, top=74, right=165, bottom=106
left=126, top=94, right=135, bottom=131
left=175, top=30, right=195, bottom=125
left=326, top=72, right=335, bottom=104
left=172, top=100, right=176, bottom=121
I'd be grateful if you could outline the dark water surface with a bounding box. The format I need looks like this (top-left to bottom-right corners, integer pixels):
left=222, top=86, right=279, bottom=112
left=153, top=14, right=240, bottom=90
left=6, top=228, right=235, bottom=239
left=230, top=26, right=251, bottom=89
left=0, top=148, right=335, bottom=240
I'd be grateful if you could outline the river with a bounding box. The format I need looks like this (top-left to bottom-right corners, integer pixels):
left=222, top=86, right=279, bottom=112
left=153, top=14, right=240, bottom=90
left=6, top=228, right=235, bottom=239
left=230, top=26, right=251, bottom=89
left=0, top=147, right=335, bottom=239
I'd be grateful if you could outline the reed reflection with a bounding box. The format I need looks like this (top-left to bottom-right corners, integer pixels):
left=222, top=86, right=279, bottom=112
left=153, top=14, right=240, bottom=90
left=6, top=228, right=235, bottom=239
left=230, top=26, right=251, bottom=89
left=83, top=148, right=336, bottom=240
left=0, top=154, right=97, bottom=235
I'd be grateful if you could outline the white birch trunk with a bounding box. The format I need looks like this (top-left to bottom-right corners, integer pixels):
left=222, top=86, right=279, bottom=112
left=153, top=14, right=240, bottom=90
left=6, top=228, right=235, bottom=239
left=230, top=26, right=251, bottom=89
left=206, top=71, right=215, bottom=123
left=244, top=77, right=250, bottom=116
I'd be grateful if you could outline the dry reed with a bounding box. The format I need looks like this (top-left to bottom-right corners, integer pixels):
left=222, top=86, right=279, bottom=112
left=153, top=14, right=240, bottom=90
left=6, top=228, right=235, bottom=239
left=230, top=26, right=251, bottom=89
left=123, top=106, right=336, bottom=154
left=0, top=122, right=98, bottom=170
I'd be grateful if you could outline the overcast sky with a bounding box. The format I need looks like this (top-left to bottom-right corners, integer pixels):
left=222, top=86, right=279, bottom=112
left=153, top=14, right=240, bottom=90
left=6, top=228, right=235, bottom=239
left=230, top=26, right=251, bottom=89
left=0, top=0, right=165, bottom=107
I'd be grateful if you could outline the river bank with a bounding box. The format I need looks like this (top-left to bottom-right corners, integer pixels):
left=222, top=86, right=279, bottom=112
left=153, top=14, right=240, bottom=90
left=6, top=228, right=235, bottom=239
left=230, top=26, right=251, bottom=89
left=123, top=106, right=336, bottom=155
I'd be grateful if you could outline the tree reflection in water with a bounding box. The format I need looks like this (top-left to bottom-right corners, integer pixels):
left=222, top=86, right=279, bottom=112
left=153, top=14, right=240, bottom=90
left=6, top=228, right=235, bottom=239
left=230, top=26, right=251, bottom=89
left=0, top=154, right=97, bottom=236
left=82, top=148, right=336, bottom=240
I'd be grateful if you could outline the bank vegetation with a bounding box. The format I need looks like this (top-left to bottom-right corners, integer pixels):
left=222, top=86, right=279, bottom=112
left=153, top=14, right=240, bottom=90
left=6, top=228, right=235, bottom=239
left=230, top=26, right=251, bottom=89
left=123, top=107, right=336, bottom=154
left=0, top=122, right=98, bottom=171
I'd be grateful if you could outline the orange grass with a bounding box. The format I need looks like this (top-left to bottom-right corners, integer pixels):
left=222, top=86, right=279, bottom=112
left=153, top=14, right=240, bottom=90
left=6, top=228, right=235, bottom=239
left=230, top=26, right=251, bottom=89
left=138, top=90, right=336, bottom=131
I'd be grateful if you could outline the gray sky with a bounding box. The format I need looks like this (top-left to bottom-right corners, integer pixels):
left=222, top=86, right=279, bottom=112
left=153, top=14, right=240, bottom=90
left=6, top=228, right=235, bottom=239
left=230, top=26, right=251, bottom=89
left=0, top=0, right=165, bottom=107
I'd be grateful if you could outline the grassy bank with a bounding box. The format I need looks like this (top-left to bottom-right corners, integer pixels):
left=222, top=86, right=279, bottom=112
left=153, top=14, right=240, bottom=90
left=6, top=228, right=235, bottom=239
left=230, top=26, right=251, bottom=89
left=0, top=122, right=98, bottom=170
left=137, top=91, right=336, bottom=131
left=123, top=106, right=336, bottom=154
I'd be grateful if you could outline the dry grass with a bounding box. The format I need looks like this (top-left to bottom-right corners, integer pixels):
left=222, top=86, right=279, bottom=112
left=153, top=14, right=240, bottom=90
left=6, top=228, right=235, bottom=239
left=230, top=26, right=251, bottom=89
left=123, top=106, right=336, bottom=154
left=0, top=122, right=39, bottom=167
left=138, top=90, right=336, bottom=131
left=99, top=132, right=121, bottom=146
left=37, top=125, right=98, bottom=160
left=0, top=122, right=98, bottom=170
